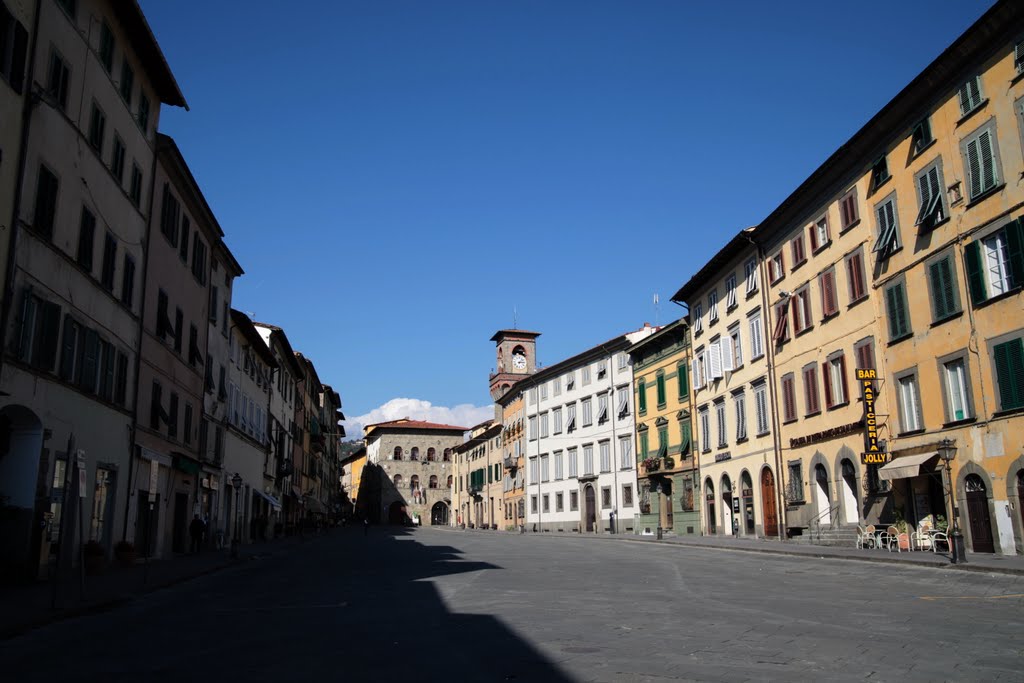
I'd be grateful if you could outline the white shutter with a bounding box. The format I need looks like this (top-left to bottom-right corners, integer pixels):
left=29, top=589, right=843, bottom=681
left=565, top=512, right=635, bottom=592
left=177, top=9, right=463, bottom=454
left=709, top=341, right=723, bottom=380
left=692, top=357, right=703, bottom=390
left=722, top=337, right=734, bottom=372
left=617, top=390, right=628, bottom=415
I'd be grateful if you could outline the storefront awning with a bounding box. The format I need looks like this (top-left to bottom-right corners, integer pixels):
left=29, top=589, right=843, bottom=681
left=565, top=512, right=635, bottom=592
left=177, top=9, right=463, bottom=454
left=253, top=490, right=281, bottom=510
left=304, top=497, right=325, bottom=514
left=878, top=452, right=938, bottom=481
left=291, top=486, right=303, bottom=499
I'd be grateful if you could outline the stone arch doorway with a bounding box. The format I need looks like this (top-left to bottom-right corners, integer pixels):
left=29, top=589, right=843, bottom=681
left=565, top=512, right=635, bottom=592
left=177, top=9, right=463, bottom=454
left=814, top=463, right=831, bottom=526
left=705, top=479, right=716, bottom=535
left=740, top=471, right=755, bottom=535
left=430, top=502, right=448, bottom=525
left=388, top=501, right=407, bottom=525
left=840, top=459, right=858, bottom=525
left=964, top=474, right=994, bottom=553
left=760, top=468, right=778, bottom=539
left=584, top=485, right=596, bottom=532
left=720, top=474, right=734, bottom=536
left=1017, top=470, right=1024, bottom=547
left=0, top=405, right=45, bottom=581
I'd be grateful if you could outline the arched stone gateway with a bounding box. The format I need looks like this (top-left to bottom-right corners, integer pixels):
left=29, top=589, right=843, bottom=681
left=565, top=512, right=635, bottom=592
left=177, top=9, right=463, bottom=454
left=431, top=502, right=448, bottom=526
left=0, top=405, right=45, bottom=581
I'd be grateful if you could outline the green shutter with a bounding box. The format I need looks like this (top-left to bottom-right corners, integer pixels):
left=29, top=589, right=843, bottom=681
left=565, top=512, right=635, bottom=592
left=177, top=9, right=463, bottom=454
left=680, top=423, right=691, bottom=455
left=886, top=284, right=909, bottom=339
left=677, top=363, right=689, bottom=399
left=656, top=374, right=666, bottom=405
left=993, top=338, right=1024, bottom=411
left=929, top=256, right=959, bottom=320
left=638, top=379, right=647, bottom=412
left=1006, top=218, right=1024, bottom=289
left=964, top=240, right=987, bottom=304
left=640, top=432, right=649, bottom=458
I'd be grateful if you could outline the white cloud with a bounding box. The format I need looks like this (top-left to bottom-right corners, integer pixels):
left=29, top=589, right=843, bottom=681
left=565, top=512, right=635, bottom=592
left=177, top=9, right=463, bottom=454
left=343, top=398, right=494, bottom=439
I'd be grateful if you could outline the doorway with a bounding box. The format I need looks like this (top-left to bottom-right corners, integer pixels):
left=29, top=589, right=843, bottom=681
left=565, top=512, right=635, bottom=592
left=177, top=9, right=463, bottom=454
left=430, top=502, right=448, bottom=526
left=761, top=469, right=778, bottom=538
left=584, top=485, right=596, bottom=532
left=841, top=459, right=858, bottom=525
left=964, top=474, right=994, bottom=553
left=721, top=475, right=733, bottom=536
left=814, top=464, right=831, bottom=526
left=741, top=471, right=754, bottom=535
left=172, top=492, right=188, bottom=553
left=705, top=479, right=716, bottom=535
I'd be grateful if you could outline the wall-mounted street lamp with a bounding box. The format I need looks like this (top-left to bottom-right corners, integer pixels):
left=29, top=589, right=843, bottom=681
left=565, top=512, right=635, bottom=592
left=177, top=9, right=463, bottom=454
left=937, top=438, right=967, bottom=564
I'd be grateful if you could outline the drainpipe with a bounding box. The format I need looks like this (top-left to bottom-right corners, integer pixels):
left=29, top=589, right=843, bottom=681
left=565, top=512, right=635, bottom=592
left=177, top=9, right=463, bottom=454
left=743, top=230, right=788, bottom=541
left=0, top=0, right=44, bottom=379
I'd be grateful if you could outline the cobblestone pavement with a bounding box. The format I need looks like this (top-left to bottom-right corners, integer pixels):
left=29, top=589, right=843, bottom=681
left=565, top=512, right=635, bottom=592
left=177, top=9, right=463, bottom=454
left=1, top=526, right=1021, bottom=682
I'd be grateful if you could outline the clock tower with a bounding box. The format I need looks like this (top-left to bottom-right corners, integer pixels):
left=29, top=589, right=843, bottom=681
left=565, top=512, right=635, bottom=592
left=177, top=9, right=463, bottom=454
left=489, top=329, right=540, bottom=400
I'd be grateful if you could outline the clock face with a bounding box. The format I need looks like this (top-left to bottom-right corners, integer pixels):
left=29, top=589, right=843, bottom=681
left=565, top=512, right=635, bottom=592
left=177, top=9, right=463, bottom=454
left=512, top=353, right=527, bottom=370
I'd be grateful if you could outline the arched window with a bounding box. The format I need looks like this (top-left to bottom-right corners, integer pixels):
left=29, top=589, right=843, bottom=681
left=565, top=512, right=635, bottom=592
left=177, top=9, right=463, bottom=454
left=446, top=475, right=453, bottom=488
left=410, top=447, right=419, bottom=461
left=393, top=474, right=403, bottom=487
left=429, top=475, right=438, bottom=489
left=442, top=449, right=451, bottom=462
left=427, top=447, right=436, bottom=462
left=393, top=447, right=403, bottom=461
left=410, top=474, right=420, bottom=491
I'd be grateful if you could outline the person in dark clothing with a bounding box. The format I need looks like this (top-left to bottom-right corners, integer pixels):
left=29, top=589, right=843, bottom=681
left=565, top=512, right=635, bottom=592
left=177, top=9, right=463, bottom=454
left=189, top=514, right=205, bottom=554
left=363, top=517, right=369, bottom=536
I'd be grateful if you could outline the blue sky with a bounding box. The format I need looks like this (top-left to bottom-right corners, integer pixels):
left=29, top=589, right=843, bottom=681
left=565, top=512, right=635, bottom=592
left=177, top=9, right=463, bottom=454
left=142, top=0, right=995, bottom=435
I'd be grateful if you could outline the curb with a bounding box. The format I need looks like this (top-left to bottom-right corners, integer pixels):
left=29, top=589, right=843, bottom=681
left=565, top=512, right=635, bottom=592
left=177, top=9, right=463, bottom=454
left=430, top=526, right=1024, bottom=577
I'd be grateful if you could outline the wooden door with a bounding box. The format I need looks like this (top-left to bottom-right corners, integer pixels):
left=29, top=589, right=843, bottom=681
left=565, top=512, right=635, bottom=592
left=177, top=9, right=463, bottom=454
left=585, top=486, right=596, bottom=532
left=1017, top=472, right=1024, bottom=535
left=965, top=475, right=994, bottom=553
left=761, top=469, right=779, bottom=539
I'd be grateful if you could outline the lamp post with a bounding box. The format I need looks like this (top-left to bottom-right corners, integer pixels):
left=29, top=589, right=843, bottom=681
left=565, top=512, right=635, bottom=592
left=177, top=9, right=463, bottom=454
left=230, top=473, right=242, bottom=559
left=938, top=438, right=967, bottom=564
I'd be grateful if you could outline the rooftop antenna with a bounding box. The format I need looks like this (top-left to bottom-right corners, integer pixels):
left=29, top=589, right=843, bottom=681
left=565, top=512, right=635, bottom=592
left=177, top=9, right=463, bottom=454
left=653, top=294, right=660, bottom=326
left=513, top=305, right=518, bottom=329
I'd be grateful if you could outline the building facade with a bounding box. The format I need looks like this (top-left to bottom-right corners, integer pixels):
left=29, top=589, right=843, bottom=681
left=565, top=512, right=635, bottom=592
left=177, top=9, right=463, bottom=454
left=627, top=318, right=699, bottom=536
left=452, top=420, right=502, bottom=529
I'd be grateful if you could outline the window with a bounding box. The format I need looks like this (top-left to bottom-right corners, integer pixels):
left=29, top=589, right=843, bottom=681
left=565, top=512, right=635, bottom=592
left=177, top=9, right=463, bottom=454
left=725, top=274, right=737, bottom=309
left=173, top=308, right=183, bottom=353
left=119, top=59, right=133, bottom=105
left=98, top=20, right=114, bottom=72
left=708, top=290, right=719, bottom=322
left=692, top=303, right=703, bottom=333
left=77, top=206, right=95, bottom=272
left=581, top=397, right=592, bottom=426
left=749, top=309, right=764, bottom=359
left=150, top=381, right=162, bottom=430
left=110, top=134, right=126, bottom=184
left=138, top=94, right=150, bottom=134
left=527, top=415, right=536, bottom=440
left=33, top=164, right=59, bottom=240
left=911, top=118, right=933, bottom=156
left=870, top=156, right=890, bottom=191
left=570, top=490, right=578, bottom=511
left=692, top=347, right=706, bottom=390
left=957, top=75, right=984, bottom=117
left=601, top=487, right=612, bottom=509
left=819, top=268, right=838, bottom=318
left=184, top=404, right=193, bottom=445
left=616, top=388, right=629, bottom=418
left=160, top=184, right=180, bottom=246
left=810, top=215, right=830, bottom=252
left=896, top=372, right=923, bottom=433
left=965, top=221, right=1023, bottom=304
left=554, top=450, right=563, bottom=480
left=583, top=444, right=594, bottom=476
left=823, top=354, right=849, bottom=409
left=616, top=353, right=628, bottom=371
left=803, top=364, right=821, bottom=415
left=769, top=251, right=785, bottom=283
left=772, top=301, right=789, bottom=344
left=622, top=484, right=633, bottom=507
left=715, top=400, right=727, bottom=448
left=619, top=436, right=632, bottom=470
left=600, top=441, right=611, bottom=472
left=552, top=407, right=562, bottom=433
left=566, top=403, right=576, bottom=431
left=528, top=387, right=537, bottom=405
left=791, top=234, right=806, bottom=267
left=961, top=120, right=1001, bottom=201
left=846, top=249, right=867, bottom=302
left=885, top=280, right=911, bottom=341
left=597, top=393, right=609, bottom=423
left=129, top=163, right=142, bottom=207
left=189, top=324, right=202, bottom=367
left=638, top=377, right=647, bottom=413
left=555, top=492, right=564, bottom=512
left=530, top=495, right=537, bottom=514
left=787, top=462, right=804, bottom=502
left=1016, top=38, right=1024, bottom=74
left=698, top=407, right=710, bottom=453
left=553, top=376, right=562, bottom=394
left=565, top=371, right=574, bottom=390
left=753, top=381, right=770, bottom=436
left=733, top=391, right=746, bottom=441
left=88, top=100, right=105, bottom=152
left=581, top=365, right=591, bottom=385
left=744, top=258, right=758, bottom=294
left=781, top=374, right=796, bottom=423
left=993, top=338, right=1024, bottom=411
left=639, top=431, right=649, bottom=459
left=539, top=381, right=547, bottom=400
left=179, top=217, right=190, bottom=262
left=46, top=48, right=69, bottom=110
left=839, top=187, right=860, bottom=231
left=914, top=161, right=947, bottom=230
left=872, top=194, right=900, bottom=258
left=540, top=454, right=549, bottom=482
left=0, top=6, right=29, bottom=94
left=100, top=233, right=116, bottom=291
left=791, top=287, right=811, bottom=335
left=854, top=337, right=876, bottom=373
left=941, top=357, right=973, bottom=422
left=18, top=292, right=60, bottom=371
left=656, top=373, right=666, bottom=406
left=928, top=252, right=961, bottom=322
left=567, top=447, right=578, bottom=478
left=707, top=338, right=723, bottom=381
left=677, top=363, right=689, bottom=399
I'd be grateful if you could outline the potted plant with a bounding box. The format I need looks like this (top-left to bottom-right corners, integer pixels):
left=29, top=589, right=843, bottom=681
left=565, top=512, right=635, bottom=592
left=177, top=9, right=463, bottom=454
left=663, top=456, right=676, bottom=470
left=83, top=540, right=105, bottom=574
left=642, top=457, right=660, bottom=472
left=114, top=540, right=137, bottom=566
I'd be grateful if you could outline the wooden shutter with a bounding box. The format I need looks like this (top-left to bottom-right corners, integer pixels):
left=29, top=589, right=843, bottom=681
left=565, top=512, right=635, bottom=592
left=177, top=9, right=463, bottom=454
left=993, top=339, right=1024, bottom=411
left=821, top=270, right=837, bottom=316
left=638, top=379, right=647, bottom=411
left=886, top=284, right=908, bottom=339
left=978, top=130, right=996, bottom=194
left=966, top=136, right=982, bottom=199
left=782, top=376, right=795, bottom=422
left=677, top=364, right=689, bottom=398
left=1005, top=219, right=1024, bottom=289
left=838, top=355, right=849, bottom=404
left=964, top=240, right=987, bottom=304
left=773, top=304, right=788, bottom=342
left=822, top=361, right=834, bottom=409
left=708, top=341, right=723, bottom=379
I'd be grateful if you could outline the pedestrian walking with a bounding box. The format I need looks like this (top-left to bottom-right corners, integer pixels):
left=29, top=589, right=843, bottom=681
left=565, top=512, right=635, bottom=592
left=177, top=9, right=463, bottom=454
left=363, top=517, right=369, bottom=536
left=189, top=514, right=204, bottom=554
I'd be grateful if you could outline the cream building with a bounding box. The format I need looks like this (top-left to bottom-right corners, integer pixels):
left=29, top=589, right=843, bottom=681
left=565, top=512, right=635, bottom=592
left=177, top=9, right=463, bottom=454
left=452, top=420, right=502, bottom=529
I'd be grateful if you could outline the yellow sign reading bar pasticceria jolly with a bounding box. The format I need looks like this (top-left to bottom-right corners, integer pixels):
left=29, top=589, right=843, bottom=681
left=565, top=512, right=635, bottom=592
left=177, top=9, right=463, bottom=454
left=857, top=368, right=889, bottom=465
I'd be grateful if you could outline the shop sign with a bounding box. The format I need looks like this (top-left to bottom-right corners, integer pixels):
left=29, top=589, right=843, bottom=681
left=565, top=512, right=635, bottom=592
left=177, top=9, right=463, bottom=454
left=857, top=369, right=889, bottom=465
left=714, top=452, right=731, bottom=463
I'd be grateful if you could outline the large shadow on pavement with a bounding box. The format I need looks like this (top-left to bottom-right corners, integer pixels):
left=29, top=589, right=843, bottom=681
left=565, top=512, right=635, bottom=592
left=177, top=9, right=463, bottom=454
left=0, top=526, right=574, bottom=682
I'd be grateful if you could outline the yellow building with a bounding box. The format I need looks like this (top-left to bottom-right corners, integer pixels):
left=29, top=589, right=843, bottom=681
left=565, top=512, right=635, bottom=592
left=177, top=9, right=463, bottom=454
left=627, top=318, right=700, bottom=535
left=452, top=421, right=503, bottom=528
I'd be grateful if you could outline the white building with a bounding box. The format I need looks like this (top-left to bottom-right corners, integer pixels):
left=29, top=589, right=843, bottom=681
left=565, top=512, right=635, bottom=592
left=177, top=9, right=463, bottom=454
left=523, top=324, right=658, bottom=533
